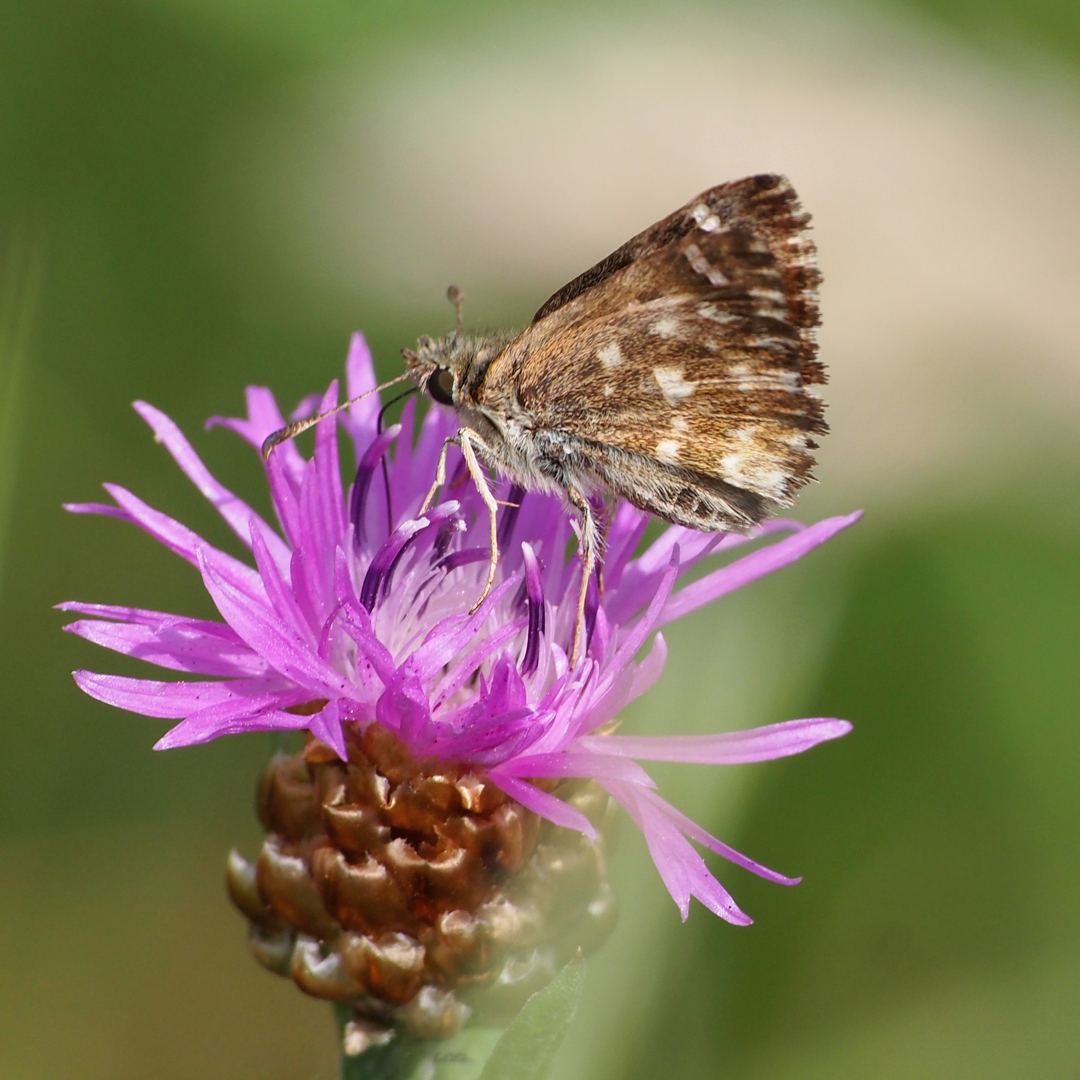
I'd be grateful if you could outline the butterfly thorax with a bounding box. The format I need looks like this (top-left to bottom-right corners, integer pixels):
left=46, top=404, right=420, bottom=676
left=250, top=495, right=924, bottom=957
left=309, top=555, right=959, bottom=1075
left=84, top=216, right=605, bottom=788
left=404, top=329, right=591, bottom=499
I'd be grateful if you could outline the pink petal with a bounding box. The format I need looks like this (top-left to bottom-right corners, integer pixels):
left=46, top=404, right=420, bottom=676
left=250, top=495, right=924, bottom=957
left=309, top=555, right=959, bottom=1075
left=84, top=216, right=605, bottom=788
left=57, top=601, right=243, bottom=635
left=573, top=632, right=669, bottom=738
left=133, top=401, right=291, bottom=575
left=311, top=380, right=346, bottom=552
left=387, top=397, right=421, bottom=511
left=488, top=773, right=597, bottom=840
left=606, top=780, right=751, bottom=924
left=208, top=385, right=306, bottom=487
left=498, top=749, right=656, bottom=786
left=410, top=577, right=519, bottom=682
left=430, top=617, right=529, bottom=710
left=308, top=699, right=348, bottom=760
left=249, top=520, right=315, bottom=646
left=289, top=392, right=323, bottom=422
left=342, top=332, right=382, bottom=454
left=73, top=671, right=288, bottom=719
left=334, top=549, right=398, bottom=689
left=409, top=400, right=457, bottom=500
left=349, top=423, right=400, bottom=549
left=265, top=446, right=303, bottom=551
left=376, top=659, right=435, bottom=754
left=639, top=787, right=799, bottom=886
left=659, top=512, right=862, bottom=626
left=63, top=502, right=129, bottom=520
left=102, top=484, right=265, bottom=600
left=154, top=700, right=313, bottom=748
left=607, top=520, right=803, bottom=626
left=601, top=503, right=650, bottom=592
left=577, top=716, right=853, bottom=764
left=629, top=631, right=668, bottom=698
left=610, top=552, right=679, bottom=671
left=63, top=619, right=268, bottom=677
left=637, top=517, right=801, bottom=578
left=197, top=552, right=356, bottom=699
left=522, top=664, right=592, bottom=754
left=285, top=385, right=345, bottom=623
left=574, top=554, right=679, bottom=735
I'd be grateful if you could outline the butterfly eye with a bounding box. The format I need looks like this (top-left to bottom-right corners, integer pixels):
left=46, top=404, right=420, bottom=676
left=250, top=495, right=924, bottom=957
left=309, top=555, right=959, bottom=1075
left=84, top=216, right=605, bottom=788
left=428, top=368, right=456, bottom=406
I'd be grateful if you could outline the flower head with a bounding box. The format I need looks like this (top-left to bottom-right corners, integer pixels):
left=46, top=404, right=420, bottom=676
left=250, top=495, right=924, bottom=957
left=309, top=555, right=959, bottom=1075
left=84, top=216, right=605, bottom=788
left=62, top=334, right=856, bottom=924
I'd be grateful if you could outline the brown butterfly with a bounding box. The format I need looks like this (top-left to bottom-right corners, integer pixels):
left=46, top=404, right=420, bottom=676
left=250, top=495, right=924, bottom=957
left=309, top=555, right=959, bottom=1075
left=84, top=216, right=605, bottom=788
left=268, top=174, right=826, bottom=664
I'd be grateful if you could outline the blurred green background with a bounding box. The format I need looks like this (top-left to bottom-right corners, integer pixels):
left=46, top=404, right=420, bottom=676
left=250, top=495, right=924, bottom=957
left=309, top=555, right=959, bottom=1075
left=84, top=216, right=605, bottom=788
left=2, top=0, right=1079, bottom=1077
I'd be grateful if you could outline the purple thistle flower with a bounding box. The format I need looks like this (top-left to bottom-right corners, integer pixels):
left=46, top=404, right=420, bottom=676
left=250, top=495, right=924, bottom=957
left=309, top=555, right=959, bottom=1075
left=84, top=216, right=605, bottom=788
left=61, top=334, right=858, bottom=924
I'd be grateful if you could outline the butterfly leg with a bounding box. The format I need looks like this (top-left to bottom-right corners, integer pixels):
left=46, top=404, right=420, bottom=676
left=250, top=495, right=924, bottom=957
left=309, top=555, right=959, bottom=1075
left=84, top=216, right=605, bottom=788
left=419, top=434, right=460, bottom=515
left=457, top=428, right=501, bottom=615
left=566, top=486, right=600, bottom=667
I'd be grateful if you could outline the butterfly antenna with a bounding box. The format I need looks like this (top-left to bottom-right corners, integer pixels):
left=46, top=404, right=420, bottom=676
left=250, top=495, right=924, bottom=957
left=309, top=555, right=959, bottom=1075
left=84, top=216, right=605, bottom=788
left=261, top=371, right=414, bottom=459
left=447, top=284, right=465, bottom=335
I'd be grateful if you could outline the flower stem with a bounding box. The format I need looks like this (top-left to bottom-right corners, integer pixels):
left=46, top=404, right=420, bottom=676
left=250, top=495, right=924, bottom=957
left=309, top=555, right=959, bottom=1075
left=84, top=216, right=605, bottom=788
left=334, top=1006, right=502, bottom=1080
left=334, top=1005, right=416, bottom=1080
left=338, top=1035, right=423, bottom=1080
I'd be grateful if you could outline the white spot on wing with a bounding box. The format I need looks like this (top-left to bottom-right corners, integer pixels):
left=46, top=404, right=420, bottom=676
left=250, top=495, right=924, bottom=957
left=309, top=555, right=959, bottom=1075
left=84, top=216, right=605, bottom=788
left=654, top=367, right=698, bottom=403
left=655, top=439, right=681, bottom=461
left=698, top=304, right=737, bottom=325
left=604, top=384, right=615, bottom=397
left=734, top=369, right=802, bottom=392
left=597, top=342, right=623, bottom=369
left=683, top=242, right=729, bottom=286
left=749, top=287, right=786, bottom=305
left=720, top=453, right=790, bottom=500
left=746, top=335, right=789, bottom=353
left=650, top=315, right=681, bottom=339
left=671, top=416, right=688, bottom=432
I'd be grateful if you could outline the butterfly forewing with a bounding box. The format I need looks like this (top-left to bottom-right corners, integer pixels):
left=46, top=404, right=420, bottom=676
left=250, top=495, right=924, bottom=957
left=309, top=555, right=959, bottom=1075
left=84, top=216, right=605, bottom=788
left=532, top=174, right=820, bottom=335
left=483, top=174, right=825, bottom=532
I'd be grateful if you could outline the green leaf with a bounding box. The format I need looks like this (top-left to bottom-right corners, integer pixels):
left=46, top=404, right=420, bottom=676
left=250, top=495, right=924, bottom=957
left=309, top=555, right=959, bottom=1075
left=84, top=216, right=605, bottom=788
left=477, top=955, right=586, bottom=1080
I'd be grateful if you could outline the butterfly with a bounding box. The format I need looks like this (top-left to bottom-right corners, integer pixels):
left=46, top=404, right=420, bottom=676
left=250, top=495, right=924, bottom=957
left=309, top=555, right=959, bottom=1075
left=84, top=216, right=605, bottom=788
left=267, top=174, right=826, bottom=665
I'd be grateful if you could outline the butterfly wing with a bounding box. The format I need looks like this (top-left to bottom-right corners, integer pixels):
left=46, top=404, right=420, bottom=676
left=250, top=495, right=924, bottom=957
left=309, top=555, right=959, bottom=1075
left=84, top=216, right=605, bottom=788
left=487, top=174, right=826, bottom=532
left=532, top=173, right=820, bottom=335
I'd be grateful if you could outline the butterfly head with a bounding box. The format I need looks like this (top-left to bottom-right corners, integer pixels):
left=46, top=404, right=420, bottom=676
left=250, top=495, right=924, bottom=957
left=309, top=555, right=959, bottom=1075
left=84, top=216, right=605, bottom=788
left=403, top=327, right=517, bottom=412
left=402, top=332, right=472, bottom=408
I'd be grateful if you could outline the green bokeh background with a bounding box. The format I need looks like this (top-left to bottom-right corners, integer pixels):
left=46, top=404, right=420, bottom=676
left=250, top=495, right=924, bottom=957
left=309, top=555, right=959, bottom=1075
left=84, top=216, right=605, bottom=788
left=1, top=1, right=1078, bottom=1077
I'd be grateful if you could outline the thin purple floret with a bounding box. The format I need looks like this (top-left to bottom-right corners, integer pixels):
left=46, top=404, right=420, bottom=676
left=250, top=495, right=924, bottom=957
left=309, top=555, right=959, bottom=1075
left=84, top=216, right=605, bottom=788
left=349, top=424, right=400, bottom=547
left=520, top=542, right=545, bottom=676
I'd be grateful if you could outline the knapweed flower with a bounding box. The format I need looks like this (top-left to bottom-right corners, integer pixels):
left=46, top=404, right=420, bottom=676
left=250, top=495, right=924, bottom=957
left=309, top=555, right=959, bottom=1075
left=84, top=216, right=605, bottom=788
left=61, top=334, right=856, bottom=1037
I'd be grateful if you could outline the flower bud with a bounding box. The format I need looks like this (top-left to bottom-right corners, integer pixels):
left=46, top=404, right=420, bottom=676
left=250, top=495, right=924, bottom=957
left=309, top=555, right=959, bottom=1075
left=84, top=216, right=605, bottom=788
left=227, top=726, right=617, bottom=1041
